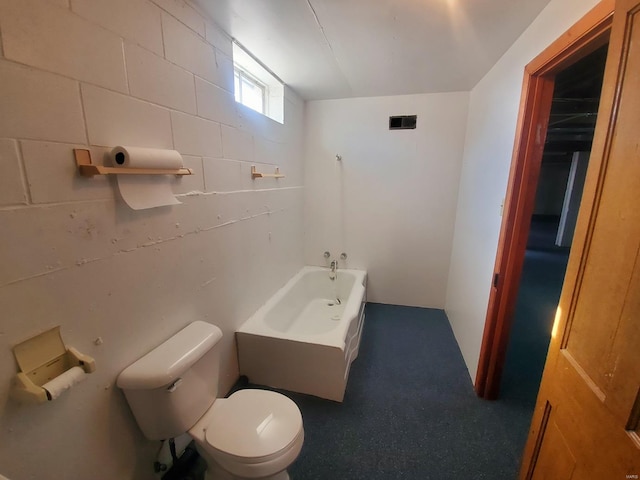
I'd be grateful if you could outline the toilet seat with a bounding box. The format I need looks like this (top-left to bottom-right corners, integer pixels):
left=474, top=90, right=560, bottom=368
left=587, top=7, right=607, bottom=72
left=198, top=389, right=304, bottom=478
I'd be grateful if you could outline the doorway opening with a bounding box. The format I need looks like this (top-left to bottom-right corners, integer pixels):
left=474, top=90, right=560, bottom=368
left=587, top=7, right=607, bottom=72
left=499, top=45, right=608, bottom=412
left=474, top=0, right=614, bottom=402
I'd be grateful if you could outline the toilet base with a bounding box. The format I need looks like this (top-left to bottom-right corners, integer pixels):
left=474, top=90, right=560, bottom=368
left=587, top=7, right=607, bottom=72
left=205, top=460, right=289, bottom=480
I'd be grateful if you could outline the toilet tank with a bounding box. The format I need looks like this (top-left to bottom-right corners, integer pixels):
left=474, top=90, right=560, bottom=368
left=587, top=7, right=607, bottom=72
left=116, top=321, right=223, bottom=440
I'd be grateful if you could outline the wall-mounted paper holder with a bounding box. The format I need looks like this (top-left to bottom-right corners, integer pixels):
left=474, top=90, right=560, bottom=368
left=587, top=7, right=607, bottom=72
left=74, top=149, right=193, bottom=177
left=12, top=327, right=96, bottom=404
left=251, top=165, right=285, bottom=179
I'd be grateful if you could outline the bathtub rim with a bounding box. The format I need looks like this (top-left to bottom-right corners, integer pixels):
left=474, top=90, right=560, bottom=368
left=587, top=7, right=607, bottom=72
left=237, top=266, right=367, bottom=349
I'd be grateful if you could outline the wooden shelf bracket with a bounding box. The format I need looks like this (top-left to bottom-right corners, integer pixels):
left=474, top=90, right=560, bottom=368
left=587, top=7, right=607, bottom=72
left=251, top=165, right=285, bottom=179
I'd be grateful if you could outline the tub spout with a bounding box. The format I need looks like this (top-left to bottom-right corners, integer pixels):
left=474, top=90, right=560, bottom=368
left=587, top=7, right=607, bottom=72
left=329, top=260, right=338, bottom=280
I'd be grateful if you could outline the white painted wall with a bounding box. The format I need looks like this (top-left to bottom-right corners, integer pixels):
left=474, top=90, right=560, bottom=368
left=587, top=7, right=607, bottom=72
left=0, top=1, right=304, bottom=479
left=304, top=93, right=469, bottom=307
left=445, top=0, right=601, bottom=382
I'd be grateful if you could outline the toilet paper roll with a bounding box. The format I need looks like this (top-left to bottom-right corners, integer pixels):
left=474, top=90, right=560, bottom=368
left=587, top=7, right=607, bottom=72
left=109, top=146, right=184, bottom=169
left=42, top=366, right=86, bottom=401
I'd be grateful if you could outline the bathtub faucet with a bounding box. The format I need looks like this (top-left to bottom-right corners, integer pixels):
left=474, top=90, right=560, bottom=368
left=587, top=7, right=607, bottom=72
left=329, top=260, right=338, bottom=280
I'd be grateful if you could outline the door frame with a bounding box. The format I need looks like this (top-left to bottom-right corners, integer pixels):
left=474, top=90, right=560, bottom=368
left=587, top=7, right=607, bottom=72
left=474, top=0, right=615, bottom=400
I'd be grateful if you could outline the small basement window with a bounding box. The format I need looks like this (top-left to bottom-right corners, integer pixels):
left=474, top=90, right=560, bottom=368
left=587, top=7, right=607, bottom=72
left=233, top=41, right=284, bottom=124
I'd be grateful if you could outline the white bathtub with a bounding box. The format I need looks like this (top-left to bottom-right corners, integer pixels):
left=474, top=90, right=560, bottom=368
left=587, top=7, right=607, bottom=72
left=236, top=266, right=367, bottom=402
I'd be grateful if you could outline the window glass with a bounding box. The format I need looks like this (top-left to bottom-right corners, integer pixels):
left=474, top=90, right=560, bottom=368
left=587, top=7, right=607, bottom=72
left=232, top=42, right=284, bottom=123
left=235, top=69, right=265, bottom=114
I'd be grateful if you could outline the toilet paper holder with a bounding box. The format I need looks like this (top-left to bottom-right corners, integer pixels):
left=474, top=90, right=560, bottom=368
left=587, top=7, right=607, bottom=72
left=12, top=326, right=96, bottom=404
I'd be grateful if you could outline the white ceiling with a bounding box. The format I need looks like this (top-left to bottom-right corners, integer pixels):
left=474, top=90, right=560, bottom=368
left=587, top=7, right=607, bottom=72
left=193, top=0, right=553, bottom=100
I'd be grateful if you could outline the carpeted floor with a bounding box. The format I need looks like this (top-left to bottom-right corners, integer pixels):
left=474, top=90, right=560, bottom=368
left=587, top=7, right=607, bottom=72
left=274, top=304, right=527, bottom=480
left=500, top=249, right=569, bottom=404
left=287, top=220, right=569, bottom=479
left=497, top=215, right=570, bottom=447
left=236, top=219, right=570, bottom=479
left=169, top=302, right=535, bottom=479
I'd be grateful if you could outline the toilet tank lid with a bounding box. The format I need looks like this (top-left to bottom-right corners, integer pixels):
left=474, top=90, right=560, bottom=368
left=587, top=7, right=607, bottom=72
left=117, top=321, right=222, bottom=390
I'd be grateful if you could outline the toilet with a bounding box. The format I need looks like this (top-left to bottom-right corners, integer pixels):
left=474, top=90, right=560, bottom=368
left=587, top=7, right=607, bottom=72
left=116, top=321, right=304, bottom=480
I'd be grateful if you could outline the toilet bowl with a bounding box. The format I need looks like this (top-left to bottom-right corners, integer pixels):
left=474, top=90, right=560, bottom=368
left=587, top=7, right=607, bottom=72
left=116, top=321, right=304, bottom=480
left=190, top=389, right=304, bottom=479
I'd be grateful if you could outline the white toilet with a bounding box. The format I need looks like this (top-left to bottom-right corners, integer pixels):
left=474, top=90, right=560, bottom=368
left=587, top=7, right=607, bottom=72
left=116, top=321, right=304, bottom=480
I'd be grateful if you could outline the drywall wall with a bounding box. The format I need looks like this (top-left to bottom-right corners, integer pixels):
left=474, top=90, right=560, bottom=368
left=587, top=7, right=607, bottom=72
left=304, top=93, right=469, bottom=307
left=445, top=0, right=601, bottom=382
left=0, top=1, right=304, bottom=479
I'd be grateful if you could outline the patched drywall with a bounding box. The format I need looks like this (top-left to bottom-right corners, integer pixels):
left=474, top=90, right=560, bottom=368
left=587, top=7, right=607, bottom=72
left=303, top=93, right=469, bottom=307
left=0, top=1, right=304, bottom=479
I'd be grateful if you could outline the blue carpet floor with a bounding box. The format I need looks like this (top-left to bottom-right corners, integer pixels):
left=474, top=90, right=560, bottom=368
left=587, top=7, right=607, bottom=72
left=171, top=302, right=534, bottom=479
left=240, top=221, right=570, bottom=479
left=498, top=216, right=570, bottom=448
left=500, top=249, right=569, bottom=405
left=273, top=304, right=527, bottom=480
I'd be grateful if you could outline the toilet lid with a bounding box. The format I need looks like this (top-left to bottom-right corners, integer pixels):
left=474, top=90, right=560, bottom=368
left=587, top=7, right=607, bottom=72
left=205, top=389, right=303, bottom=461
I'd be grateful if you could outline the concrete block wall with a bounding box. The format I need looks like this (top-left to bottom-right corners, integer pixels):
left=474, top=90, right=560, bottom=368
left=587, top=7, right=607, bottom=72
left=0, top=1, right=304, bottom=478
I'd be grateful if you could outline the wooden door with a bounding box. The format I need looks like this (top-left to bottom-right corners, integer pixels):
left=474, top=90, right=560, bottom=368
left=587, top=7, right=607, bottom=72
left=520, top=0, right=640, bottom=478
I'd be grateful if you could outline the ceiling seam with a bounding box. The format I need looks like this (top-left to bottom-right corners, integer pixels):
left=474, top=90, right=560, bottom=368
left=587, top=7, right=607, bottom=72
left=305, top=0, right=353, bottom=94
left=305, top=0, right=335, bottom=56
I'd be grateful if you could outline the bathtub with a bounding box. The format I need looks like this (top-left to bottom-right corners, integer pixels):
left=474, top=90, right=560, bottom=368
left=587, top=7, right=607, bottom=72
left=236, top=266, right=367, bottom=402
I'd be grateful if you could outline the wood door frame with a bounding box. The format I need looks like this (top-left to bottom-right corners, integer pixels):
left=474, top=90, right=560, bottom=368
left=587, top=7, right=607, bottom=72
left=475, top=0, right=615, bottom=400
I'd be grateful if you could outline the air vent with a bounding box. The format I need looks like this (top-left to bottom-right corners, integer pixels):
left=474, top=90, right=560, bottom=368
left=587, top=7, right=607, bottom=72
left=389, top=115, right=417, bottom=130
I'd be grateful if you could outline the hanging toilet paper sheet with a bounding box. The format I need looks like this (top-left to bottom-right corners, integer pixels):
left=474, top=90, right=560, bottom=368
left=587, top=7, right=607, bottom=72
left=42, top=366, right=86, bottom=401
left=110, top=146, right=183, bottom=210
